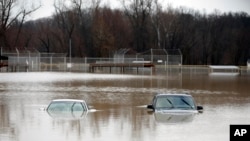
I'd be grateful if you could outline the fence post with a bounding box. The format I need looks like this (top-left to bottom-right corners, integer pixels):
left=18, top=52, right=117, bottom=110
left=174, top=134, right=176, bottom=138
left=16, top=48, right=19, bottom=72
left=151, top=48, right=153, bottom=62
left=50, top=56, right=52, bottom=72
left=38, top=53, right=41, bottom=72
left=85, top=57, right=87, bottom=72
left=0, top=47, right=2, bottom=64
left=64, top=57, right=67, bottom=72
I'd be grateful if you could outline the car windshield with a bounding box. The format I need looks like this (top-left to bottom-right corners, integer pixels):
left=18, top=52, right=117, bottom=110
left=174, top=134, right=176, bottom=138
left=155, top=95, right=196, bottom=110
left=47, top=101, right=87, bottom=112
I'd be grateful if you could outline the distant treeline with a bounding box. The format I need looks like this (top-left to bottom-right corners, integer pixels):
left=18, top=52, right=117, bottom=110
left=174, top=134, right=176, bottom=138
left=1, top=0, right=250, bottom=65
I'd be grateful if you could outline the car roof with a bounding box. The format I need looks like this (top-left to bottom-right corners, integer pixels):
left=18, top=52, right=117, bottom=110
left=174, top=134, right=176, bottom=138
left=51, top=99, right=86, bottom=103
left=155, top=93, right=191, bottom=97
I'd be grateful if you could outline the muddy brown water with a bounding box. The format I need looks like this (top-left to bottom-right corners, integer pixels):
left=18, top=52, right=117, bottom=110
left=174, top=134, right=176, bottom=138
left=0, top=72, right=249, bottom=141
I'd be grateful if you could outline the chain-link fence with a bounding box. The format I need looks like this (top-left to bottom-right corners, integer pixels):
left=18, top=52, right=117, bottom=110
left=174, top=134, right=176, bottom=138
left=1, top=49, right=40, bottom=72
left=1, top=48, right=148, bottom=74
left=124, top=49, right=182, bottom=65
left=1, top=49, right=249, bottom=76
left=1, top=48, right=181, bottom=75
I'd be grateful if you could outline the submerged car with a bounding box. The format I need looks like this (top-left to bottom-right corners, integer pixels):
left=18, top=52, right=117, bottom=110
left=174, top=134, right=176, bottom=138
left=46, top=99, right=90, bottom=119
left=147, top=93, right=203, bottom=113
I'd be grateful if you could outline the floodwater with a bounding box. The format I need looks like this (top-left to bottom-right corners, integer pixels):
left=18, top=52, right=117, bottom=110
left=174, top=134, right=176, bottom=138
left=0, top=72, right=249, bottom=141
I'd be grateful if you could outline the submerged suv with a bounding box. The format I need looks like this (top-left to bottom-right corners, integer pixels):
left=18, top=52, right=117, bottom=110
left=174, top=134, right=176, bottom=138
left=147, top=93, right=203, bottom=113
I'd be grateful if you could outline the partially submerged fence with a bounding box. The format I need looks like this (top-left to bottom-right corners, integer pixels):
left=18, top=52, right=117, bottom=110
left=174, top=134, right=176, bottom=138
left=1, top=53, right=149, bottom=74
left=2, top=49, right=40, bottom=72
left=2, top=48, right=249, bottom=76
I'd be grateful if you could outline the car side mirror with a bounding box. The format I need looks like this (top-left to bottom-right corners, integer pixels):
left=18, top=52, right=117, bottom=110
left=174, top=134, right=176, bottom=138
left=197, top=106, right=203, bottom=113
left=147, top=105, right=154, bottom=114
left=147, top=105, right=154, bottom=109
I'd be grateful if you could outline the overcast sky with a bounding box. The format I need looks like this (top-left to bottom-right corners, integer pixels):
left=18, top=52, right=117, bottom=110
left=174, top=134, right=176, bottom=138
left=165, top=0, right=250, bottom=13
left=31, top=0, right=250, bottom=20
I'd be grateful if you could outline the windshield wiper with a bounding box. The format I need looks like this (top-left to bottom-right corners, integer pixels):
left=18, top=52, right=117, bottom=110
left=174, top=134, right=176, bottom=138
left=181, top=98, right=194, bottom=109
left=166, top=98, right=174, bottom=108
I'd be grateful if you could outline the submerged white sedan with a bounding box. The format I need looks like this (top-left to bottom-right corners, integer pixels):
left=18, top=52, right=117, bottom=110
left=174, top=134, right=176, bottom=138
left=46, top=99, right=91, bottom=119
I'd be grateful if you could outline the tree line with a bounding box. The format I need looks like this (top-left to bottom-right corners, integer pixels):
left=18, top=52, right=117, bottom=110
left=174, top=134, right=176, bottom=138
left=1, top=0, right=250, bottom=65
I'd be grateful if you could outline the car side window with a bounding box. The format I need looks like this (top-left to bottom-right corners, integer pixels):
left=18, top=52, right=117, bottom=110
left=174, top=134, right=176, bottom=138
left=48, top=102, right=72, bottom=111
left=72, top=102, right=85, bottom=111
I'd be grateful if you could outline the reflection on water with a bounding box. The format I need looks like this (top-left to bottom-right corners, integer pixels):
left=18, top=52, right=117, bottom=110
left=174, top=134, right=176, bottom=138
left=0, top=72, right=250, bottom=141
left=47, top=110, right=88, bottom=120
left=153, top=112, right=195, bottom=124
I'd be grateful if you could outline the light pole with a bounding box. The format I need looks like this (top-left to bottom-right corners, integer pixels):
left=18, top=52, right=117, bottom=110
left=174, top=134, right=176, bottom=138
left=68, top=24, right=74, bottom=71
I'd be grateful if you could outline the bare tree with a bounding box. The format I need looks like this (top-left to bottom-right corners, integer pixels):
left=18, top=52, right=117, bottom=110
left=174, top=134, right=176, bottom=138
left=91, top=7, right=115, bottom=57
left=0, top=0, right=40, bottom=49
left=122, top=0, right=153, bottom=52
left=150, top=0, right=162, bottom=48
left=54, top=0, right=76, bottom=58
